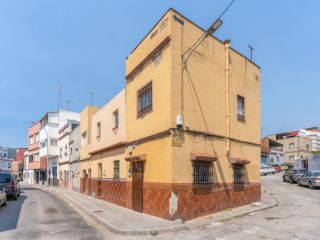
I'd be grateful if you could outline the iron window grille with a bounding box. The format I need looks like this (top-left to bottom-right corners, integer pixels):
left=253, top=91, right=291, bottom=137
left=192, top=161, right=213, bottom=186
left=137, top=82, right=152, bottom=117
left=234, top=164, right=245, bottom=185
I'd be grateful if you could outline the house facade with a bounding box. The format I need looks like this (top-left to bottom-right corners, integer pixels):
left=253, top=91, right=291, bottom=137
left=80, top=90, right=128, bottom=206
left=69, top=124, right=81, bottom=192
left=269, top=131, right=313, bottom=163
left=79, top=106, right=100, bottom=194
left=261, top=137, right=284, bottom=165
left=11, top=148, right=27, bottom=178
left=23, top=150, right=33, bottom=184
left=26, top=122, right=44, bottom=184
left=39, top=110, right=80, bottom=186
left=0, top=146, right=15, bottom=171
left=58, top=120, right=80, bottom=190
left=123, top=9, right=261, bottom=220
left=300, top=128, right=320, bottom=152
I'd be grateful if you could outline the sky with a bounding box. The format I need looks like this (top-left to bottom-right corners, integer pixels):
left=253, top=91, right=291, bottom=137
left=0, top=0, right=319, bottom=147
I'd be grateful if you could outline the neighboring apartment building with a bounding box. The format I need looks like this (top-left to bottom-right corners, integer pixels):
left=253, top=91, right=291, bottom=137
left=58, top=120, right=80, bottom=190
left=39, top=110, right=80, bottom=186
left=80, top=90, right=127, bottom=206
left=300, top=127, right=320, bottom=152
left=261, top=137, right=284, bottom=165
left=23, top=150, right=33, bottom=184
left=11, top=148, right=27, bottom=178
left=120, top=9, right=260, bottom=220
left=26, top=122, right=44, bottom=184
left=0, top=146, right=16, bottom=171
left=79, top=106, right=100, bottom=194
left=69, top=124, right=81, bottom=192
left=269, top=131, right=313, bottom=163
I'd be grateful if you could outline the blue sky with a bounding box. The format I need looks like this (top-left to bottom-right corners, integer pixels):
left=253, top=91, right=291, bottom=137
left=0, top=0, right=319, bottom=147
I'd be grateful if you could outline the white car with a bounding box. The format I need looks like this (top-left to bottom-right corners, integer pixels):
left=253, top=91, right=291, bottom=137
left=266, top=167, right=276, bottom=175
left=260, top=167, right=268, bottom=176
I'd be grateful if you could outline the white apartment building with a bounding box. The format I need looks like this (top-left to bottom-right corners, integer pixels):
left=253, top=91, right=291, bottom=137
left=39, top=110, right=80, bottom=186
left=0, top=146, right=14, bottom=171
left=299, top=128, right=320, bottom=152
left=23, top=150, right=34, bottom=184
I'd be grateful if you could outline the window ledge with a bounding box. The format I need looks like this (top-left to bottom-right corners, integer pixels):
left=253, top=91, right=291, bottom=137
left=137, top=109, right=153, bottom=119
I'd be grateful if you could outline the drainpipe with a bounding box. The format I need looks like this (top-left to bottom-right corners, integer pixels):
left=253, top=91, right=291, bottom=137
left=224, top=40, right=231, bottom=158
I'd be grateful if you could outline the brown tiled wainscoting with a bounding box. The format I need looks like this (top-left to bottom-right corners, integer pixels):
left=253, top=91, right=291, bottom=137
left=79, top=179, right=260, bottom=221
left=144, top=182, right=261, bottom=221
left=80, top=178, right=132, bottom=208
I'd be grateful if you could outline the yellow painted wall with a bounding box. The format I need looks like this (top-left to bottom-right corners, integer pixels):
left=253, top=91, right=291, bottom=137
left=170, top=11, right=260, bottom=183
left=80, top=106, right=100, bottom=176
left=127, top=137, right=172, bottom=183
left=90, top=147, right=127, bottom=179
left=125, top=9, right=260, bottom=184
left=90, top=89, right=126, bottom=152
left=125, top=12, right=173, bottom=142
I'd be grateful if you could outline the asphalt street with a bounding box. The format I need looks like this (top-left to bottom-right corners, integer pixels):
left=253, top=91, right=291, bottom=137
left=0, top=185, right=104, bottom=240
left=0, top=173, right=319, bottom=240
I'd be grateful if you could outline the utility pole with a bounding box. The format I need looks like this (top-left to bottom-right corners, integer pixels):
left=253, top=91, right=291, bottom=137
left=57, top=84, right=63, bottom=110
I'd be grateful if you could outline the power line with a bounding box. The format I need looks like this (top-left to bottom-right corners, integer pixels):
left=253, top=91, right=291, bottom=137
left=218, top=0, right=237, bottom=20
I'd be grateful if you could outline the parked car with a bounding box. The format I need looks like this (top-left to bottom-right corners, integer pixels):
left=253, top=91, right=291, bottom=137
left=272, top=164, right=282, bottom=172
left=297, top=171, right=320, bottom=189
left=283, top=168, right=307, bottom=184
left=267, top=167, right=276, bottom=174
left=260, top=167, right=268, bottom=176
left=0, top=171, right=20, bottom=200
left=0, top=189, right=7, bottom=206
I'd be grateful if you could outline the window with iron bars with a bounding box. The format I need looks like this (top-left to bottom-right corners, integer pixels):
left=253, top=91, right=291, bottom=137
left=233, top=164, right=245, bottom=185
left=192, top=161, right=213, bottom=186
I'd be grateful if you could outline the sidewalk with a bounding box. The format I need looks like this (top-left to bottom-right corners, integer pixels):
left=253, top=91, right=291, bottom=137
left=185, top=189, right=278, bottom=229
left=30, top=184, right=277, bottom=236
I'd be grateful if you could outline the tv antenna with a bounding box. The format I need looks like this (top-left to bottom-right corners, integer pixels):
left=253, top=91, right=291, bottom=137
left=89, top=92, right=95, bottom=105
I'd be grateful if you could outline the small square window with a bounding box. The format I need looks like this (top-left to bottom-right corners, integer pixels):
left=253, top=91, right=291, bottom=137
left=289, top=142, right=295, bottom=149
left=237, top=95, right=245, bottom=122
left=50, top=139, right=58, bottom=146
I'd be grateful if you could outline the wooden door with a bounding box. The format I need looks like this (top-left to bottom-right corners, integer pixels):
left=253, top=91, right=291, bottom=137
left=97, top=164, right=102, bottom=197
left=132, top=161, right=144, bottom=212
